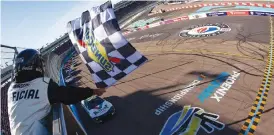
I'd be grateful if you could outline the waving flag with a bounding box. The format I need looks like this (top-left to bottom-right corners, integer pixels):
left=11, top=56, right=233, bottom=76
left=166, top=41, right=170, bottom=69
left=67, top=1, right=147, bottom=88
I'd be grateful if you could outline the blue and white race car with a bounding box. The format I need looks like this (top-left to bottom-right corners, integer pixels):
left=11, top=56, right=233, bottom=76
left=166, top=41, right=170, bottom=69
left=81, top=96, right=115, bottom=123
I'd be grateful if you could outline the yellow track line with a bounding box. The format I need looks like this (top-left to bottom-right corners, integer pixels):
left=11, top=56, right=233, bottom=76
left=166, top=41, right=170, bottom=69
left=140, top=48, right=265, bottom=61
left=239, top=17, right=274, bottom=135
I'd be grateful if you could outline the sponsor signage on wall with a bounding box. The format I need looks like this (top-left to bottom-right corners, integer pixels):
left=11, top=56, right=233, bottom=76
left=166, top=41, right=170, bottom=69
left=227, top=11, right=249, bottom=16
left=249, top=11, right=274, bottom=16
left=206, top=12, right=228, bottom=17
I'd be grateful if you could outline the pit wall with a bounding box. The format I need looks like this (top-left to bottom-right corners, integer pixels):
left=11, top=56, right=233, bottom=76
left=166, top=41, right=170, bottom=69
left=123, top=10, right=274, bottom=35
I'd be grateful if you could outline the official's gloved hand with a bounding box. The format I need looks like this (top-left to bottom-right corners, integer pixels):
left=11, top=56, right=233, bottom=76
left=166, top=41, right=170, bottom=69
left=93, top=88, right=106, bottom=96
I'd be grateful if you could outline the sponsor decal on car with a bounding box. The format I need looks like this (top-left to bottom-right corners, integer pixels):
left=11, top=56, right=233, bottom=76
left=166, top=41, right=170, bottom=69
left=179, top=23, right=231, bottom=38
left=83, top=97, right=113, bottom=118
left=160, top=105, right=225, bottom=135
left=93, top=104, right=109, bottom=116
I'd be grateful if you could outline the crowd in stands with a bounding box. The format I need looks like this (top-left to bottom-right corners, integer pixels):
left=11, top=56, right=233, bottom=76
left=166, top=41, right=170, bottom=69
left=1, top=82, right=11, bottom=135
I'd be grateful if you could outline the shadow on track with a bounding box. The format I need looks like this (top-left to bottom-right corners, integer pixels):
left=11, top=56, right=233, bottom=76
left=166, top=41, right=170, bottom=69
left=73, top=86, right=239, bottom=135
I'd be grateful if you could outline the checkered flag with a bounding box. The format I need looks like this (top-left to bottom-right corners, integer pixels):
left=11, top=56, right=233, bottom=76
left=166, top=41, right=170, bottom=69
left=67, top=1, right=147, bottom=88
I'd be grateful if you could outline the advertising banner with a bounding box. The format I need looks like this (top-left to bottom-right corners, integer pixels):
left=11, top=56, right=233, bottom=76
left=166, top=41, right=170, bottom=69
left=226, top=11, right=249, bottom=16
left=249, top=11, right=274, bottom=17
left=206, top=12, right=228, bottom=17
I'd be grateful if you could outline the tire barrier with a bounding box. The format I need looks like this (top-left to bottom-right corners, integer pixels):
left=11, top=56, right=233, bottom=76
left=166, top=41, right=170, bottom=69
left=123, top=10, right=274, bottom=35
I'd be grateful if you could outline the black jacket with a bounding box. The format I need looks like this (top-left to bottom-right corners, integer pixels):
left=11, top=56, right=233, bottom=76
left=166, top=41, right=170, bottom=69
left=48, top=79, right=94, bottom=105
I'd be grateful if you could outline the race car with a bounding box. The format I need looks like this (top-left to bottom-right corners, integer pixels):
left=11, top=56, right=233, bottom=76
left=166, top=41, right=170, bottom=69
left=81, top=96, right=115, bottom=123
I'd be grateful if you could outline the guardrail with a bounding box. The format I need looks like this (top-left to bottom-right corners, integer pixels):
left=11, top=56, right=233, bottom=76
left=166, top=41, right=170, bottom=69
left=59, top=49, right=88, bottom=135
left=47, top=48, right=74, bottom=135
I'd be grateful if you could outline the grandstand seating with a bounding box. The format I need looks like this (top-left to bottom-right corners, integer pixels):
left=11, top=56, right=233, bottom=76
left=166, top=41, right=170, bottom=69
left=53, top=42, right=73, bottom=56
left=1, top=82, right=11, bottom=135
left=114, top=1, right=134, bottom=11
left=114, top=1, right=156, bottom=22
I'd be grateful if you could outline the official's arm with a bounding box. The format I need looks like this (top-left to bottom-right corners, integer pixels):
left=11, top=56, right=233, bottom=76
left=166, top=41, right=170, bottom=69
left=47, top=79, right=94, bottom=105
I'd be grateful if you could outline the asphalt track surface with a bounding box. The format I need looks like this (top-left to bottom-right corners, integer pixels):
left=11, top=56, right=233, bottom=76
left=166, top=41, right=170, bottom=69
left=64, top=14, right=274, bottom=135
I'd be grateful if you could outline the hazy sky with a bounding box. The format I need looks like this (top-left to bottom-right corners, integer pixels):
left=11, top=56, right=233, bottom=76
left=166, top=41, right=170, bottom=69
left=1, top=0, right=121, bottom=67
left=1, top=0, right=121, bottom=49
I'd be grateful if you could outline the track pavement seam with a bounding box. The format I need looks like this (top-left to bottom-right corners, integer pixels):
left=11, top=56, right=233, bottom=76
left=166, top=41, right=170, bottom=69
left=239, top=17, right=274, bottom=135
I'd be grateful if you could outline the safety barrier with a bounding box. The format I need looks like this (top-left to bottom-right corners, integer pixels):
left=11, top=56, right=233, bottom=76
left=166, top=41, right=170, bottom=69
left=51, top=48, right=75, bottom=135
left=148, top=2, right=274, bottom=16
left=123, top=10, right=274, bottom=35
left=59, top=49, right=88, bottom=135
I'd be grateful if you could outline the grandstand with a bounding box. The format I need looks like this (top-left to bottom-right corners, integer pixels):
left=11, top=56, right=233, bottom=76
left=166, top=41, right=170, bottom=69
left=1, top=45, right=18, bottom=135
left=115, top=1, right=156, bottom=24
left=1, top=82, right=11, bottom=135
left=113, top=1, right=134, bottom=11
left=52, top=39, right=73, bottom=56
